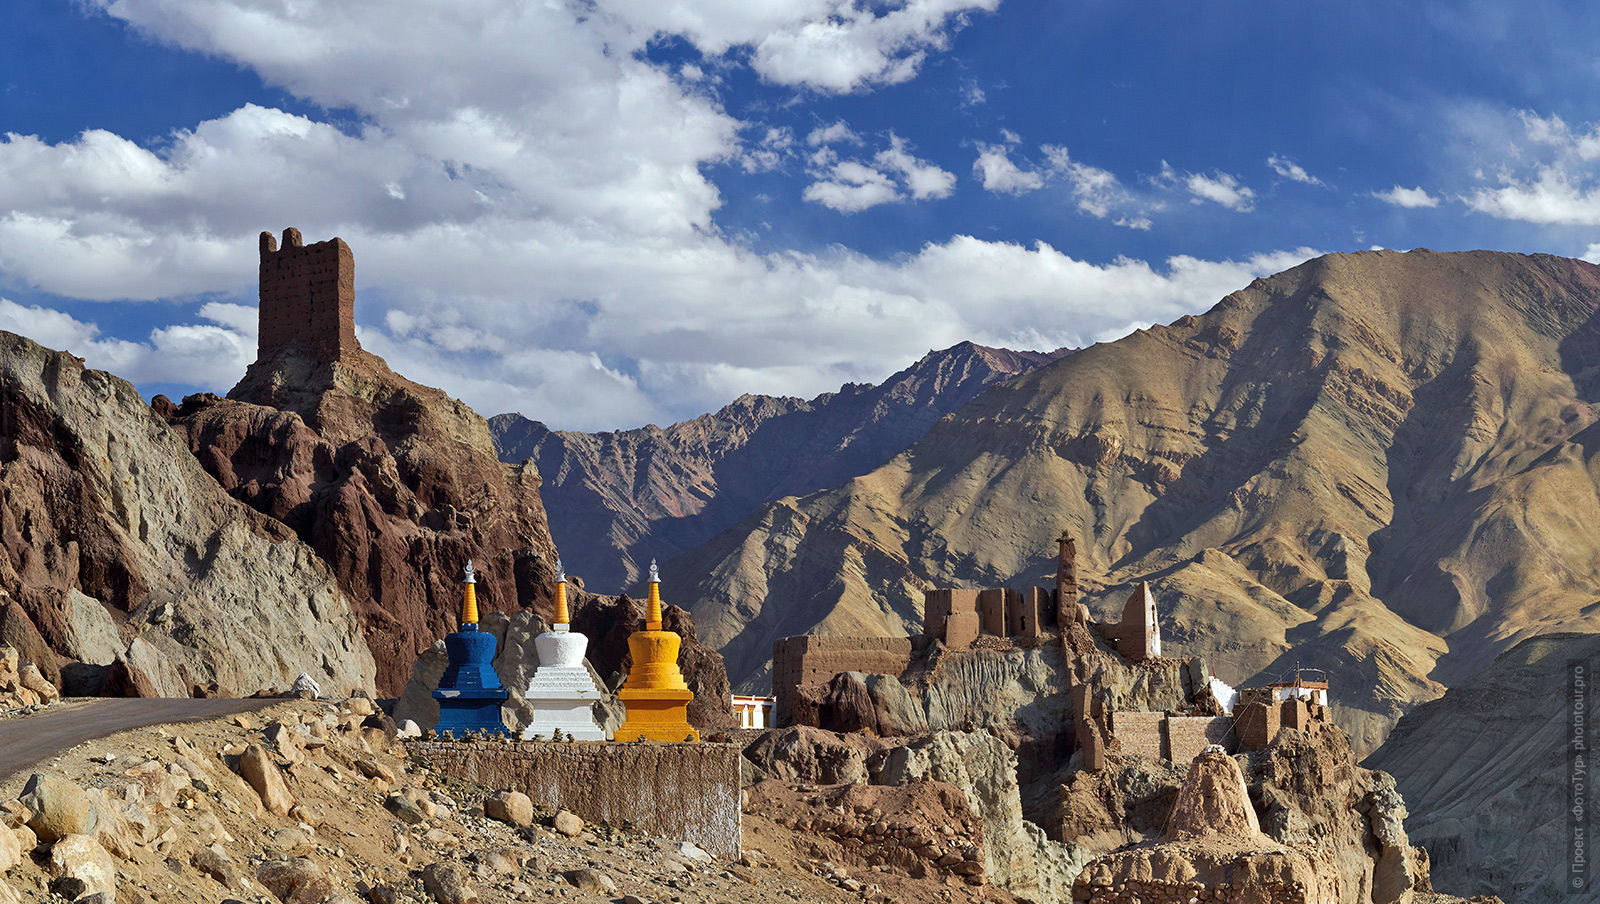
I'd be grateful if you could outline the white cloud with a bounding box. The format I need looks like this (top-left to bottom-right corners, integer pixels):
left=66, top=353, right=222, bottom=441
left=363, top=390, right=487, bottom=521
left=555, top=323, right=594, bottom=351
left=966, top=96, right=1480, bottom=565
left=0, top=1, right=1318, bottom=431
left=1174, top=167, right=1256, bottom=211
left=0, top=298, right=253, bottom=388
left=803, top=131, right=952, bottom=211
left=1040, top=146, right=1153, bottom=227
left=807, top=121, right=862, bottom=146
left=1267, top=154, right=1324, bottom=186
left=803, top=160, right=901, bottom=212
left=873, top=135, right=955, bottom=200
left=1457, top=110, right=1600, bottom=226
left=1372, top=185, right=1442, bottom=208
left=745, top=0, right=1001, bottom=92
left=1582, top=243, right=1600, bottom=264
left=973, top=143, right=1045, bottom=195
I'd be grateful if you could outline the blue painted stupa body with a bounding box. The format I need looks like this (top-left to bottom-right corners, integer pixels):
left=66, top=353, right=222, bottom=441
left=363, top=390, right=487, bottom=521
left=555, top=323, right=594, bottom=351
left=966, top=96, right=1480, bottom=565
left=433, top=562, right=510, bottom=737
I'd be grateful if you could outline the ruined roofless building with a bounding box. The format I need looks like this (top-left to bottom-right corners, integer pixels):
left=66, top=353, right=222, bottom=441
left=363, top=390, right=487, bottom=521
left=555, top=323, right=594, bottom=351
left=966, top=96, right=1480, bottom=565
left=256, top=227, right=360, bottom=362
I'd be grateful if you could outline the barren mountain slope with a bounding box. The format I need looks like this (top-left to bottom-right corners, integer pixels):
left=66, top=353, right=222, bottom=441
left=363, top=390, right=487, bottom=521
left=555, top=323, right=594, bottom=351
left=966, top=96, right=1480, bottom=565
left=491, top=343, right=1063, bottom=593
left=1365, top=632, right=1599, bottom=904
left=673, top=249, right=1600, bottom=754
left=0, top=331, right=376, bottom=696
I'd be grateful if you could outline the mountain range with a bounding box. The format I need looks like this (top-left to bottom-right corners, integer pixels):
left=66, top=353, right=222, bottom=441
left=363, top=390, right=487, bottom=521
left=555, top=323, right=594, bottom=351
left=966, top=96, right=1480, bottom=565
left=490, top=342, right=1065, bottom=593
left=650, top=249, right=1600, bottom=755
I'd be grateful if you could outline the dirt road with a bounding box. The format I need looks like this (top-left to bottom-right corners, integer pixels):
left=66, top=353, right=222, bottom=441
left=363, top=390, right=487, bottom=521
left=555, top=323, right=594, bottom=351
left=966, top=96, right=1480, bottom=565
left=0, top=698, right=277, bottom=782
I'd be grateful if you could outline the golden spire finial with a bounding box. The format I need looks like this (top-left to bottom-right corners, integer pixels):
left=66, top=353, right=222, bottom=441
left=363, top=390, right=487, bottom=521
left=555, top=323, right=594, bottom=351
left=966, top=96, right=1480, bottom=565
left=553, top=558, right=570, bottom=626
left=461, top=560, right=479, bottom=625
left=646, top=558, right=663, bottom=630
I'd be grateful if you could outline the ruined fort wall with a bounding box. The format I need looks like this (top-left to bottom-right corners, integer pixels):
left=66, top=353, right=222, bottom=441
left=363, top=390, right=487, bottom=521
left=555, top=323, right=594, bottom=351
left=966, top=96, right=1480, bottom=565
left=1110, top=711, right=1164, bottom=761
left=258, top=228, right=358, bottom=361
left=407, top=741, right=742, bottom=856
left=1165, top=715, right=1236, bottom=763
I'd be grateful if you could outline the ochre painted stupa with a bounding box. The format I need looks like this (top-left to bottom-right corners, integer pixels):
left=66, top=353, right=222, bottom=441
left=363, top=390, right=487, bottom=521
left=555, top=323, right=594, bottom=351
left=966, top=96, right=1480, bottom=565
left=614, top=560, right=699, bottom=742
left=520, top=560, right=608, bottom=740
left=433, top=561, right=510, bottom=736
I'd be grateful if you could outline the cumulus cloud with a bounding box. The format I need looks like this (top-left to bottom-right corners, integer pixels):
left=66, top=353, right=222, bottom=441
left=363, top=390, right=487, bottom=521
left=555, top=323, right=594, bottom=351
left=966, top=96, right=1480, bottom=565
left=1459, top=111, right=1600, bottom=226
left=0, top=298, right=254, bottom=387
left=0, top=1, right=1315, bottom=430
left=1267, top=154, right=1324, bottom=186
left=1372, top=185, right=1441, bottom=208
left=803, top=131, right=952, bottom=211
left=1582, top=243, right=1600, bottom=264
left=1164, top=165, right=1256, bottom=211
left=973, top=143, right=1045, bottom=194
left=807, top=121, right=862, bottom=146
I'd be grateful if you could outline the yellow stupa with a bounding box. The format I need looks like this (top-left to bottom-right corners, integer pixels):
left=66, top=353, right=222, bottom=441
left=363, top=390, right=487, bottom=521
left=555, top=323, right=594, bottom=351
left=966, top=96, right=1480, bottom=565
left=614, top=559, right=699, bottom=742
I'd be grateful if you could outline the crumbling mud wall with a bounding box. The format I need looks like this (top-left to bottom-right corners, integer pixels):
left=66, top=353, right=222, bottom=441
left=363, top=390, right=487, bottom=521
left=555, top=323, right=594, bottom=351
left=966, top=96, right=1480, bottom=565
left=408, top=741, right=742, bottom=856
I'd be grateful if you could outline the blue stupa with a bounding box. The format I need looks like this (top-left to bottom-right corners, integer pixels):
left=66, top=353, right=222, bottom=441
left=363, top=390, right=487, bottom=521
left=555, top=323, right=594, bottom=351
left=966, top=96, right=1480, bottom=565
left=433, top=561, right=510, bottom=737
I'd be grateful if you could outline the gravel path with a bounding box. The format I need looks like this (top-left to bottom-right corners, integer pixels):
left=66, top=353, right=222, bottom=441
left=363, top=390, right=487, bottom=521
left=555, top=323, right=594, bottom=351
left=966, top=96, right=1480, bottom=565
left=0, top=697, right=277, bottom=782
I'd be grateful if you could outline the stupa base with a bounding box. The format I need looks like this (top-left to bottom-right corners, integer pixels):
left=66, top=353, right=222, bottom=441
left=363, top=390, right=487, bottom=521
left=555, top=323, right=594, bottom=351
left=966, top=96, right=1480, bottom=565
left=434, top=688, right=510, bottom=737
left=615, top=687, right=699, bottom=742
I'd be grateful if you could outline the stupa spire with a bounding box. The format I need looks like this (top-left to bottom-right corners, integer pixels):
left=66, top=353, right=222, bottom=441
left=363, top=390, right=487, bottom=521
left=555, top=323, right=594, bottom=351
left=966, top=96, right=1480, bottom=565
left=554, top=559, right=570, bottom=627
left=461, top=560, right=478, bottom=626
left=646, top=558, right=663, bottom=630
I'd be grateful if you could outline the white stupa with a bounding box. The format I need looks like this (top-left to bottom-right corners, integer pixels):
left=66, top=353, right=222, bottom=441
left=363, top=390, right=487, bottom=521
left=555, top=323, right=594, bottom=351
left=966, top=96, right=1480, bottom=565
left=520, top=560, right=608, bottom=741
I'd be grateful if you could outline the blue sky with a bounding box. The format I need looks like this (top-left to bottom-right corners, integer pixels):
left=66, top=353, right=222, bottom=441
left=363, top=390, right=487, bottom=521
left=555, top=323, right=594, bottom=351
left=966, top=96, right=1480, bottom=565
left=2, top=1, right=1599, bottom=429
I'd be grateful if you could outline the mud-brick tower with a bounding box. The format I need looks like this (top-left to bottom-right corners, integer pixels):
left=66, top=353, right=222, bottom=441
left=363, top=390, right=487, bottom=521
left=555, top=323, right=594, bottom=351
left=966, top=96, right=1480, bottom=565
left=257, top=227, right=360, bottom=362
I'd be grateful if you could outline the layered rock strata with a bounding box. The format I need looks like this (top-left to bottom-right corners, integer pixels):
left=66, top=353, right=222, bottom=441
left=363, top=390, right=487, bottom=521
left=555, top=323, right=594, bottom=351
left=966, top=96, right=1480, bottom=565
left=0, top=331, right=375, bottom=696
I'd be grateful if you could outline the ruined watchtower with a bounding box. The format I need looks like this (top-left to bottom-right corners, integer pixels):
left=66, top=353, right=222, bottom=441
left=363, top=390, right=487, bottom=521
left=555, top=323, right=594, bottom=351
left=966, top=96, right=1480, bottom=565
left=257, top=227, right=359, bottom=362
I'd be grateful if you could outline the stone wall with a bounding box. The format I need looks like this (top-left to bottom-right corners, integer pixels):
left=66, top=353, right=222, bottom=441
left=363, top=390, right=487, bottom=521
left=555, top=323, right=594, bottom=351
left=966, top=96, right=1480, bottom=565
left=1164, top=716, right=1235, bottom=763
left=1110, top=712, right=1235, bottom=764
left=1111, top=711, right=1164, bottom=761
left=407, top=740, right=742, bottom=856
left=258, top=227, right=358, bottom=361
left=771, top=635, right=913, bottom=724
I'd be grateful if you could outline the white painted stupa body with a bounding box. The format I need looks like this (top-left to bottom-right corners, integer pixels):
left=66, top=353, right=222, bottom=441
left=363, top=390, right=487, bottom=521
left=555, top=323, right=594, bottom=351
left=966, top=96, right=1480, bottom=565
left=521, top=623, right=608, bottom=741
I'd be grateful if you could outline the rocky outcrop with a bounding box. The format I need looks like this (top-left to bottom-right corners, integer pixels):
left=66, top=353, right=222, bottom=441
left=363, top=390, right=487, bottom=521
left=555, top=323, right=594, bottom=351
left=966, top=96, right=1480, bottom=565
left=1366, top=632, right=1600, bottom=904
left=1073, top=748, right=1340, bottom=904
left=1061, top=720, right=1441, bottom=903
left=675, top=250, right=1600, bottom=753
left=0, top=331, right=375, bottom=697
left=493, top=342, right=1065, bottom=594
left=393, top=591, right=733, bottom=733
left=868, top=730, right=1087, bottom=902
left=163, top=346, right=560, bottom=694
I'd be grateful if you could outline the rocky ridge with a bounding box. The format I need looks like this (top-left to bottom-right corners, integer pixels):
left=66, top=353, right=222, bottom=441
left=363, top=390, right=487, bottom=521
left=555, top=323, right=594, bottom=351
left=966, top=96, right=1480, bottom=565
left=0, top=331, right=376, bottom=698
left=162, top=345, right=561, bottom=695
left=492, top=342, right=1065, bottom=594
left=674, top=250, right=1600, bottom=753
left=1366, top=631, right=1600, bottom=904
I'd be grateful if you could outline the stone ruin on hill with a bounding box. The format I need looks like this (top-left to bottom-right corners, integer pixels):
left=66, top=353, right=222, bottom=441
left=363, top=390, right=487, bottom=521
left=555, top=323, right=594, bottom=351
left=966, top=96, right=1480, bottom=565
left=772, top=531, right=1334, bottom=772
left=256, top=227, right=360, bottom=362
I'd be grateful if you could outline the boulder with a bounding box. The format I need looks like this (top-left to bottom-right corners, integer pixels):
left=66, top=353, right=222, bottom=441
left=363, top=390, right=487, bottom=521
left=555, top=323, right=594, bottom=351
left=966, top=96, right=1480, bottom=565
left=552, top=809, right=583, bottom=837
left=192, top=844, right=240, bottom=888
left=236, top=744, right=296, bottom=816
left=257, top=857, right=332, bottom=904
left=421, top=861, right=480, bottom=904
left=20, top=773, right=95, bottom=843
left=47, top=833, right=116, bottom=898
left=0, top=816, right=20, bottom=871
left=561, top=868, right=616, bottom=895
left=17, top=662, right=58, bottom=702
left=483, top=790, right=533, bottom=828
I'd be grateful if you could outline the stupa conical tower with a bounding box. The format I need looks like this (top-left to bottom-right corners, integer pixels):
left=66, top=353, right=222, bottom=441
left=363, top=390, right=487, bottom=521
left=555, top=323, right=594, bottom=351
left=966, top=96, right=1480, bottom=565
left=433, top=561, right=510, bottom=736
left=614, top=560, right=699, bottom=742
left=520, top=561, right=608, bottom=740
